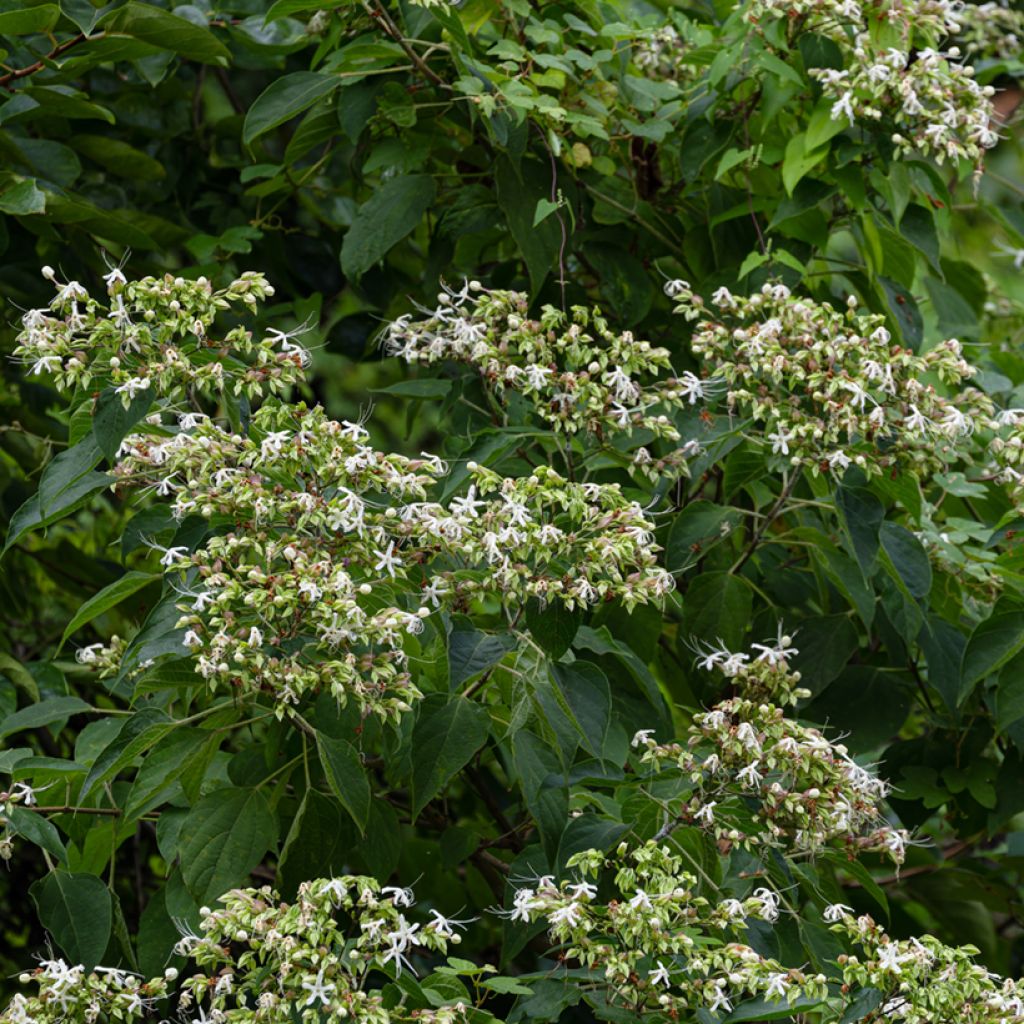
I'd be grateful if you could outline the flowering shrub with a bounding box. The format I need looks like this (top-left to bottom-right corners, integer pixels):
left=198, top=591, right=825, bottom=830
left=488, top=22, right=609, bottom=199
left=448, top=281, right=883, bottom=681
left=5, top=0, right=1024, bottom=1020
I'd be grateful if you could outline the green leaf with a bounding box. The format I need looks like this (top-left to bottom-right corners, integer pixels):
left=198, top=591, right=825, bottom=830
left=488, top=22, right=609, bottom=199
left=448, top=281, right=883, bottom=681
left=92, top=385, right=153, bottom=461
left=373, top=379, right=453, bottom=400
left=551, top=661, right=611, bottom=759
left=79, top=707, right=173, bottom=800
left=511, top=729, right=566, bottom=861
left=917, top=615, right=965, bottom=713
left=30, top=871, right=112, bottom=970
left=804, top=667, right=911, bottom=751
left=278, top=789, right=356, bottom=898
left=316, top=733, right=371, bottom=834
left=70, top=134, right=166, bottom=180
left=0, top=5, right=60, bottom=34
left=102, top=3, right=230, bottom=64
left=0, top=179, right=46, bottom=215
left=782, top=132, right=828, bottom=196
left=9, top=806, right=68, bottom=865
left=533, top=197, right=560, bottom=226
left=178, top=788, right=277, bottom=904
left=3, top=472, right=110, bottom=556
left=838, top=987, right=883, bottom=1023
left=681, top=571, right=752, bottom=651
left=900, top=203, right=941, bottom=274
left=0, top=696, right=91, bottom=740
left=0, top=652, right=40, bottom=702
left=805, top=96, right=847, bottom=150
left=410, top=695, right=490, bottom=819
left=525, top=599, right=582, bottom=660
left=664, top=501, right=741, bottom=571
left=448, top=624, right=516, bottom=688
left=724, top=995, right=827, bottom=1021
left=835, top=483, right=883, bottom=577
left=341, top=174, right=437, bottom=279
left=243, top=71, right=342, bottom=144
left=124, top=729, right=210, bottom=822
left=879, top=521, right=932, bottom=601
left=495, top=155, right=563, bottom=297
left=39, top=438, right=104, bottom=519
left=961, top=600, right=1024, bottom=702
left=60, top=571, right=160, bottom=648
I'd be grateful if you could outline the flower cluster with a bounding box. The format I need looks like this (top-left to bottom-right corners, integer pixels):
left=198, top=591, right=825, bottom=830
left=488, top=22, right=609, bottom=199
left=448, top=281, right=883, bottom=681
left=669, top=280, right=993, bottom=478
left=11, top=267, right=299, bottom=405
left=746, top=0, right=997, bottom=163
left=1, top=959, right=176, bottom=1024
left=827, top=906, right=1024, bottom=1022
left=957, top=2, right=1024, bottom=61
left=500, top=841, right=829, bottom=1017
left=632, top=630, right=912, bottom=863
left=745, top=0, right=964, bottom=39
left=812, top=43, right=998, bottom=164
left=385, top=283, right=705, bottom=479
left=100, top=402, right=670, bottom=717
left=174, top=876, right=473, bottom=1024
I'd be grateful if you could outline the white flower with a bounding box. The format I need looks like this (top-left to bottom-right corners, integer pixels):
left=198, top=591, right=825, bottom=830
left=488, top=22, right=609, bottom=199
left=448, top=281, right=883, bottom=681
left=823, top=903, right=855, bottom=922
left=373, top=541, right=402, bottom=578
left=649, top=961, right=672, bottom=987
left=115, top=377, right=151, bottom=399
left=768, top=427, right=793, bottom=456
left=632, top=728, right=655, bottom=748
left=549, top=901, right=584, bottom=927
left=753, top=887, right=780, bottom=922
left=694, top=801, right=716, bottom=825
left=765, top=972, right=789, bottom=999
left=737, top=761, right=763, bottom=789
left=381, top=885, right=415, bottom=907
left=301, top=968, right=335, bottom=1007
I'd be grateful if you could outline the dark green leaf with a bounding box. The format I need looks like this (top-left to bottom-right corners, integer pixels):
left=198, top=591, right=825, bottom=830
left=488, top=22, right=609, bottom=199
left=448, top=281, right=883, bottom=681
left=961, top=600, right=1024, bottom=702
left=1, top=696, right=90, bottom=740
left=316, top=732, right=371, bottom=834
left=31, top=871, right=112, bottom=970
left=178, top=788, right=277, bottom=904
left=410, top=695, right=490, bottom=819
left=341, top=174, right=436, bottom=279
left=525, top=599, right=582, bottom=660
left=60, top=571, right=160, bottom=647
left=102, top=3, right=230, bottom=63
left=243, top=71, right=342, bottom=144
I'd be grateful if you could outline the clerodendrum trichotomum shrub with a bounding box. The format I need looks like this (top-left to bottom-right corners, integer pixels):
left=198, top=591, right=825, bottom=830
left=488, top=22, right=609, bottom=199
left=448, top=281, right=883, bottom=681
left=4, top=1, right=1024, bottom=1024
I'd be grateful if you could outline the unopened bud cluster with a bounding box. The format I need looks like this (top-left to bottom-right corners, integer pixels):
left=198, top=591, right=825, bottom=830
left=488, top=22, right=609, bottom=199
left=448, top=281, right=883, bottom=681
left=385, top=283, right=706, bottom=479
left=499, top=841, right=828, bottom=1016
left=104, top=404, right=670, bottom=717
left=12, top=268, right=296, bottom=406
left=175, top=876, right=472, bottom=1024
left=632, top=630, right=912, bottom=863
left=1, top=958, right=175, bottom=1024
left=667, top=280, right=992, bottom=478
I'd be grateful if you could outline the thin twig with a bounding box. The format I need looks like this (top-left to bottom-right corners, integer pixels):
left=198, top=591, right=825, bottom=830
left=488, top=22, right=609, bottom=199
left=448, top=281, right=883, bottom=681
left=0, top=33, right=89, bottom=88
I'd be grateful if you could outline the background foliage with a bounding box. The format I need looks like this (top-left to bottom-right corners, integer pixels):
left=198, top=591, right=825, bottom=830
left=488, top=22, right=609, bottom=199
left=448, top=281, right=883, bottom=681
left=4, top=0, right=1024, bottom=1018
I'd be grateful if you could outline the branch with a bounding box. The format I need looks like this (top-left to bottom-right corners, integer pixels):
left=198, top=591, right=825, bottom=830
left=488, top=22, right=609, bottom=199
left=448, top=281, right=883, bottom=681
left=367, top=2, right=448, bottom=89
left=0, top=34, right=90, bottom=89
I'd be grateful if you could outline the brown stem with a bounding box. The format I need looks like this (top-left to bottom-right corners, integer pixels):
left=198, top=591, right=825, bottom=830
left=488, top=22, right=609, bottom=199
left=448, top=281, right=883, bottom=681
left=0, top=34, right=90, bottom=89
left=368, top=2, right=448, bottom=89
